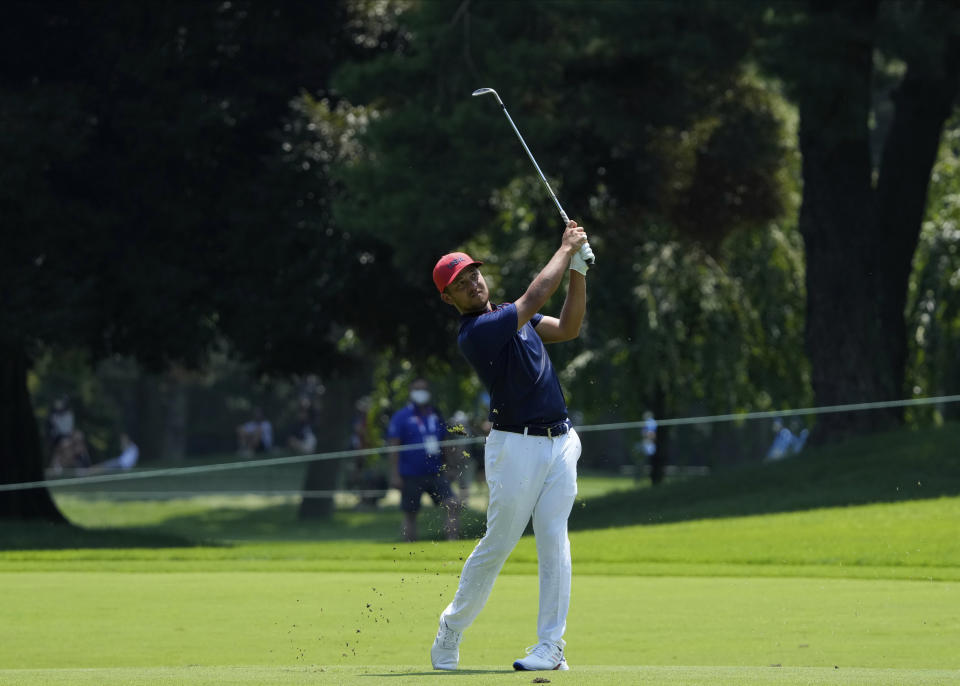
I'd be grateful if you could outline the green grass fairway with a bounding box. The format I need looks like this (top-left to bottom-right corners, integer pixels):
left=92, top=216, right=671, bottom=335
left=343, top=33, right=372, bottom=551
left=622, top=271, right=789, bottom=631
left=4, top=665, right=958, bottom=686
left=2, top=424, right=960, bottom=685
left=1, top=572, right=958, bottom=684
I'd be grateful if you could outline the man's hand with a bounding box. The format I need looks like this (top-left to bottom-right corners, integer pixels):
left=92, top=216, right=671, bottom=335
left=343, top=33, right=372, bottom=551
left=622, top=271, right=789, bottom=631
left=564, top=221, right=589, bottom=275
left=561, top=221, right=588, bottom=256
left=515, top=220, right=588, bottom=329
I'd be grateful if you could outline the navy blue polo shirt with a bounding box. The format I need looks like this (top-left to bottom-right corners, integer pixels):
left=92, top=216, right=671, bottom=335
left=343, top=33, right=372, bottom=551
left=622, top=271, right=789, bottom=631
left=387, top=404, right=446, bottom=476
left=458, top=303, right=567, bottom=426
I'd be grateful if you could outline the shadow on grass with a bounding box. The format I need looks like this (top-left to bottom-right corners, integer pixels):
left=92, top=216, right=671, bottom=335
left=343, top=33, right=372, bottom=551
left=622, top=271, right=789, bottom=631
left=0, top=498, right=490, bottom=551
left=142, top=500, right=489, bottom=544
left=0, top=521, right=200, bottom=551
left=359, top=669, right=516, bottom=677
left=570, top=422, right=960, bottom=531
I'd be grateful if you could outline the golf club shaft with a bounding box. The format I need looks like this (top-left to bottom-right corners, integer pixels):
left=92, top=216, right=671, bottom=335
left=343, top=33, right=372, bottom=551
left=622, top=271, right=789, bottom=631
left=498, top=104, right=569, bottom=223
left=476, top=89, right=595, bottom=264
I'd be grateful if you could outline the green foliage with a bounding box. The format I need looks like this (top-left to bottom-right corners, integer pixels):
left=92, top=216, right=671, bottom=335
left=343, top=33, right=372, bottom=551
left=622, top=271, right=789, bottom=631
left=908, top=118, right=960, bottom=419
left=27, top=350, right=129, bottom=460
left=565, top=222, right=808, bottom=424
left=325, top=0, right=807, bottom=425
left=0, top=1, right=394, bottom=375
left=332, top=0, right=785, bottom=257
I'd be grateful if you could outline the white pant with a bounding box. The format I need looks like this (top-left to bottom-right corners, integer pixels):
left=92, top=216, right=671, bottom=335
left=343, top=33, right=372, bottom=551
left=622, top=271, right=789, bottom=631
left=440, top=427, right=581, bottom=645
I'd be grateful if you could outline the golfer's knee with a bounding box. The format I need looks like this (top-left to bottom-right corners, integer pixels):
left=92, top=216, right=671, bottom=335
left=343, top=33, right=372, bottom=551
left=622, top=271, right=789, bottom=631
left=473, top=534, right=518, bottom=565
left=533, top=517, right=568, bottom=540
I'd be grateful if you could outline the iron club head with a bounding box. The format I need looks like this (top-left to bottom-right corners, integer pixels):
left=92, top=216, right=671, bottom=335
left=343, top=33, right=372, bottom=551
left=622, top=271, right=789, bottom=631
left=471, top=87, right=503, bottom=105
left=471, top=85, right=594, bottom=265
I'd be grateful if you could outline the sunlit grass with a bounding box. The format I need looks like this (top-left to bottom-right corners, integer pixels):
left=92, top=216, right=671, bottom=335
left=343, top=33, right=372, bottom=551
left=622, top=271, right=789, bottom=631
left=2, top=425, right=960, bottom=684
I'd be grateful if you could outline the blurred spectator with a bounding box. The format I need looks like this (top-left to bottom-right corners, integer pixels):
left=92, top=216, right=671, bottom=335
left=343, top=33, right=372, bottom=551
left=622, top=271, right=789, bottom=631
left=387, top=378, right=460, bottom=542
left=791, top=420, right=810, bottom=451
left=45, top=396, right=75, bottom=452
left=49, top=429, right=91, bottom=474
left=48, top=436, right=72, bottom=474
left=70, top=431, right=92, bottom=468
left=765, top=418, right=809, bottom=461
left=642, top=411, right=664, bottom=485
left=90, top=433, right=139, bottom=472
left=351, top=396, right=372, bottom=452
left=348, top=396, right=387, bottom=509
left=287, top=408, right=318, bottom=454
left=236, top=407, right=273, bottom=456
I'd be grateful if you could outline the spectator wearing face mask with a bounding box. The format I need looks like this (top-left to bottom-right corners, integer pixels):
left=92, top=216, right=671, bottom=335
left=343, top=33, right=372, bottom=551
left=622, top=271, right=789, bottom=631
left=386, top=378, right=461, bottom=542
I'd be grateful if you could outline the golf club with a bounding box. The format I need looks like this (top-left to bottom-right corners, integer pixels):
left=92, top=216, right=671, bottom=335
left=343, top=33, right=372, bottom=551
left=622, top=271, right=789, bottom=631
left=472, top=87, right=595, bottom=265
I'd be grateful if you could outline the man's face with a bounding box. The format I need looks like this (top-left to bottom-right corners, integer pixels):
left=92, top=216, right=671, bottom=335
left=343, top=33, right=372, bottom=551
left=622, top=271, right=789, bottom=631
left=410, top=379, right=429, bottom=394
left=409, top=379, right=431, bottom=407
left=441, top=265, right=489, bottom=313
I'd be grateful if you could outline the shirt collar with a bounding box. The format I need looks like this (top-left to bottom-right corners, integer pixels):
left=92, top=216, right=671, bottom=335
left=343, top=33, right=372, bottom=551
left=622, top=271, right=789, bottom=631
left=460, top=302, right=503, bottom=321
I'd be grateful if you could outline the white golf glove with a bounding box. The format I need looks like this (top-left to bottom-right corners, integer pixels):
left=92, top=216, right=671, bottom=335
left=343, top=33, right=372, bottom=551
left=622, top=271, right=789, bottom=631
left=570, top=250, right=590, bottom=276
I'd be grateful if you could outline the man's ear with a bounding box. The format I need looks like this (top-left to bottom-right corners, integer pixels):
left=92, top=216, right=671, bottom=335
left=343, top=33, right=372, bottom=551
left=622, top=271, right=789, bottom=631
left=440, top=292, right=454, bottom=306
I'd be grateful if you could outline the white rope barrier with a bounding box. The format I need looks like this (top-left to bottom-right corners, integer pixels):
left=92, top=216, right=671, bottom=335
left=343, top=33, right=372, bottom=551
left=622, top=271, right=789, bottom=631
left=3, top=393, right=958, bottom=493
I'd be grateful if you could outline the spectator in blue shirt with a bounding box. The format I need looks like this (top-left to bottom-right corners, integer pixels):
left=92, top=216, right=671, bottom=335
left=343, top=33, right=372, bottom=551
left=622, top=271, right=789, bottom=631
left=765, top=418, right=809, bottom=461
left=640, top=411, right=665, bottom=484
left=236, top=407, right=273, bottom=456
left=87, top=433, right=139, bottom=473
left=387, top=378, right=460, bottom=542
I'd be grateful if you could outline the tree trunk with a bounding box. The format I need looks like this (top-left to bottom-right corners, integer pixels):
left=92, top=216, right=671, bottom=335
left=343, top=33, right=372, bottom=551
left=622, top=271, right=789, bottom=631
left=797, top=0, right=895, bottom=441
left=796, top=1, right=959, bottom=442
left=0, top=342, right=68, bottom=522
left=298, top=459, right=341, bottom=520
left=297, top=373, right=359, bottom=520
left=160, top=373, right=188, bottom=461
left=875, top=26, right=960, bottom=412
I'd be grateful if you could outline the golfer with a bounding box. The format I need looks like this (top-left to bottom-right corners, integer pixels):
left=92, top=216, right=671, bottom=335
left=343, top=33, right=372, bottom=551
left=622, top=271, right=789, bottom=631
left=430, top=221, right=590, bottom=672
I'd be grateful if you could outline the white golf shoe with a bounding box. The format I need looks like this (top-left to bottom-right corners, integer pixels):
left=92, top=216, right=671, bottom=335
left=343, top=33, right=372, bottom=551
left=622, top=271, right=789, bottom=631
left=430, top=617, right=461, bottom=670
left=512, top=641, right=569, bottom=671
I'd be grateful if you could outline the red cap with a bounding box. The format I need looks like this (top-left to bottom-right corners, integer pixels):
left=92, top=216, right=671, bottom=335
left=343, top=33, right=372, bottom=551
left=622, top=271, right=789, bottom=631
left=433, top=252, right=483, bottom=293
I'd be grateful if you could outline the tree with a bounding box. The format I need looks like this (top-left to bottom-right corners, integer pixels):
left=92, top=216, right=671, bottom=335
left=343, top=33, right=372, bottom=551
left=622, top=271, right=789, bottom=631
left=765, top=0, right=960, bottom=440
left=0, top=1, right=400, bottom=520
left=329, top=0, right=808, bottom=459
left=908, top=116, right=960, bottom=420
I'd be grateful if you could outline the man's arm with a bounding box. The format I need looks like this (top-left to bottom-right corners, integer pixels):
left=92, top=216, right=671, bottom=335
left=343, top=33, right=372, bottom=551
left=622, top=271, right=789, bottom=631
left=534, top=270, right=585, bottom=343
left=513, top=222, right=588, bottom=329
